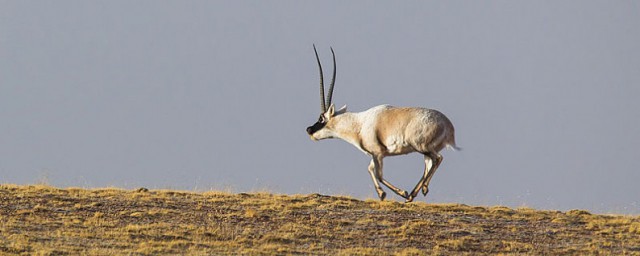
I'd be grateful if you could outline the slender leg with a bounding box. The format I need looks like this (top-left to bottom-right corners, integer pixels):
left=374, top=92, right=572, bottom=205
left=367, top=160, right=386, bottom=200
left=407, top=155, right=434, bottom=202
left=421, top=153, right=443, bottom=197
left=373, top=156, right=409, bottom=199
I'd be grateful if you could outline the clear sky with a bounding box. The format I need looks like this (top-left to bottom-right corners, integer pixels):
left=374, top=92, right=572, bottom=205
left=2, top=1, right=639, bottom=214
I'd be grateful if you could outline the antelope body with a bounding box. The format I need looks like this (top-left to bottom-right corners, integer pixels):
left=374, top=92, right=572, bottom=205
left=306, top=46, right=459, bottom=202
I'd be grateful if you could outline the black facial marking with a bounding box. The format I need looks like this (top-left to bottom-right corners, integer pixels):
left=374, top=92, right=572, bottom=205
left=306, top=115, right=327, bottom=135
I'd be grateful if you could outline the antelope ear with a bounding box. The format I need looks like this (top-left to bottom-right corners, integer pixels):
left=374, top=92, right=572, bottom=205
left=336, top=105, right=347, bottom=115
left=327, top=104, right=335, bottom=116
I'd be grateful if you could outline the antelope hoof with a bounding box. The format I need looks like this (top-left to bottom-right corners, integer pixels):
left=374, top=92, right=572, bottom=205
left=378, top=191, right=387, bottom=201
left=405, top=195, right=415, bottom=203
left=422, top=187, right=429, bottom=196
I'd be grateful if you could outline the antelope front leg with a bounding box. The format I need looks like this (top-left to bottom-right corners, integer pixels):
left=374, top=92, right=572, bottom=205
left=373, top=157, right=409, bottom=200
left=367, top=160, right=386, bottom=200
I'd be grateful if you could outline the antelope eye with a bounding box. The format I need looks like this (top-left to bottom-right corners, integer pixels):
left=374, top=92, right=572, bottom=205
left=318, top=116, right=326, bottom=123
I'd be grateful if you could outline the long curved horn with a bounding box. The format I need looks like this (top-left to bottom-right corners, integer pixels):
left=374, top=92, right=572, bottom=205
left=313, top=44, right=326, bottom=112
left=326, top=47, right=336, bottom=108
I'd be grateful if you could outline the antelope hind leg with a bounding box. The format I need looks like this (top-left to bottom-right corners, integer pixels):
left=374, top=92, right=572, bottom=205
left=421, top=153, right=443, bottom=197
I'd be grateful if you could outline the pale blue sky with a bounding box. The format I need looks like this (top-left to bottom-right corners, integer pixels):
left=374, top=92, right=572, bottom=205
left=2, top=1, right=639, bottom=214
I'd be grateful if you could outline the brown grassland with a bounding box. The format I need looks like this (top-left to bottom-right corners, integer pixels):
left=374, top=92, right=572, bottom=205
left=1, top=184, right=639, bottom=255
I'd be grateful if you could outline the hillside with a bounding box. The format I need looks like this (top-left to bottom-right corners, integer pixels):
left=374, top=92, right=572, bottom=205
left=0, top=184, right=639, bottom=255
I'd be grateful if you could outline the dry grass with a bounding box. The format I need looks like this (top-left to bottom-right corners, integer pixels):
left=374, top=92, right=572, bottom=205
left=1, top=184, right=639, bottom=255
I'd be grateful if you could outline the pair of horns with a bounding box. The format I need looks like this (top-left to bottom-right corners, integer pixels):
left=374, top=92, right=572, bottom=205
left=313, top=45, right=336, bottom=113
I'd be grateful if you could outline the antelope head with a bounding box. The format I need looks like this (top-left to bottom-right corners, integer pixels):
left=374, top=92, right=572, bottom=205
left=306, top=45, right=346, bottom=141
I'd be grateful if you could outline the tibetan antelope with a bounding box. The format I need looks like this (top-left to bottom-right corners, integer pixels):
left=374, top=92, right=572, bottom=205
left=306, top=45, right=460, bottom=202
